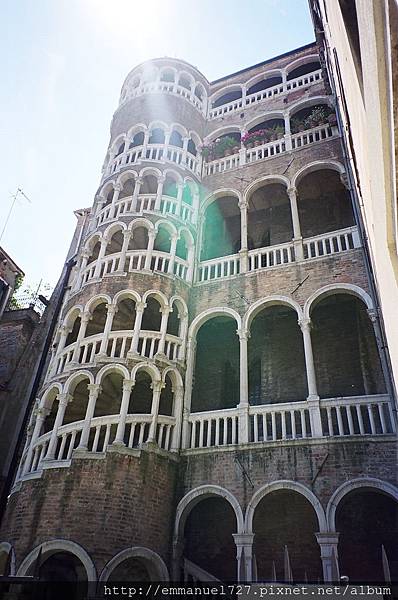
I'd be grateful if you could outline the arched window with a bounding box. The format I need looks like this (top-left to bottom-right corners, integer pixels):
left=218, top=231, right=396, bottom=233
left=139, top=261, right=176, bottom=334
left=149, top=128, right=165, bottom=144
left=169, top=130, right=183, bottom=148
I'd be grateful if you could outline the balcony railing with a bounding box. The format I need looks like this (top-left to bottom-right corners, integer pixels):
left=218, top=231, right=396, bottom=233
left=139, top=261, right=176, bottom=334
left=53, top=330, right=183, bottom=376
left=80, top=249, right=190, bottom=286
left=203, top=124, right=336, bottom=176
left=106, top=144, right=200, bottom=178
left=97, top=194, right=196, bottom=227
left=209, top=69, right=323, bottom=119
left=125, top=81, right=205, bottom=113
left=197, top=226, right=361, bottom=284
left=20, top=413, right=176, bottom=478
left=186, top=395, right=395, bottom=450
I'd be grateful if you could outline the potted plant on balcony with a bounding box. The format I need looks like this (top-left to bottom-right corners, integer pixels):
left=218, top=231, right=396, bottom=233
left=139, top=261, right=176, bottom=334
left=291, top=117, right=305, bottom=133
left=305, top=105, right=328, bottom=129
left=201, top=143, right=214, bottom=162
left=213, top=136, right=238, bottom=157
left=270, top=125, right=285, bottom=140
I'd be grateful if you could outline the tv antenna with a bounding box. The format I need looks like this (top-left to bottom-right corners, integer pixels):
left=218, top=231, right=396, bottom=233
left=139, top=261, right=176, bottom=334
left=0, top=188, right=32, bottom=244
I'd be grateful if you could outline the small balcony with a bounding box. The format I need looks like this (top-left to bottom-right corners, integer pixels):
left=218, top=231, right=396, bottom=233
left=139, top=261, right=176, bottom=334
left=209, top=67, right=323, bottom=120
left=186, top=395, right=395, bottom=450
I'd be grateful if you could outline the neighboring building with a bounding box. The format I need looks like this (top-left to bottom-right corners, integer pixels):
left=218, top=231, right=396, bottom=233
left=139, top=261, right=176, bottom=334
left=0, top=41, right=397, bottom=588
left=309, top=0, right=398, bottom=389
left=0, top=247, right=24, bottom=319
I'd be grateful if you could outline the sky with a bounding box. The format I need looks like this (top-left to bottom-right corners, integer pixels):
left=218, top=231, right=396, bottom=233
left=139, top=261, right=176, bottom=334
left=0, top=0, right=314, bottom=292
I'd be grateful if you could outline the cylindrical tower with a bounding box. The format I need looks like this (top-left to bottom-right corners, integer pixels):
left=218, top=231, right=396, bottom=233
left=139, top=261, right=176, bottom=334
left=1, top=44, right=397, bottom=588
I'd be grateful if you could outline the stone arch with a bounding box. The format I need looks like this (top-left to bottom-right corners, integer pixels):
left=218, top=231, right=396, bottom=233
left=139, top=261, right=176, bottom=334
left=64, top=370, right=94, bottom=395
left=116, top=169, right=139, bottom=187
left=243, top=174, right=290, bottom=203
left=303, top=283, right=374, bottom=320
left=204, top=125, right=243, bottom=144
left=62, top=305, right=83, bottom=329
left=154, top=219, right=178, bottom=237
left=326, top=477, right=398, bottom=533
left=126, top=123, right=148, bottom=140
left=291, top=160, right=346, bottom=189
left=95, top=363, right=130, bottom=385
left=245, top=480, right=327, bottom=533
left=210, top=83, right=243, bottom=106
left=188, top=307, right=242, bottom=340
left=16, top=539, right=97, bottom=581
left=142, top=289, right=169, bottom=310
left=84, top=293, right=112, bottom=314
left=245, top=111, right=286, bottom=133
left=83, top=231, right=103, bottom=255
left=161, top=366, right=184, bottom=389
left=127, top=217, right=154, bottom=233
left=178, top=70, right=194, bottom=90
left=169, top=122, right=188, bottom=138
left=159, top=65, right=177, bottom=82
left=131, top=361, right=161, bottom=383
left=139, top=165, right=162, bottom=179
left=245, top=69, right=284, bottom=91
left=99, top=547, right=169, bottom=582
left=40, top=383, right=63, bottom=409
left=285, top=54, right=321, bottom=77
left=110, top=133, right=126, bottom=156
left=103, top=220, right=127, bottom=239
left=201, top=188, right=242, bottom=215
left=288, top=95, right=334, bottom=119
left=163, top=167, right=183, bottom=185
left=113, top=289, right=142, bottom=306
left=174, top=485, right=244, bottom=540
left=243, top=295, right=303, bottom=331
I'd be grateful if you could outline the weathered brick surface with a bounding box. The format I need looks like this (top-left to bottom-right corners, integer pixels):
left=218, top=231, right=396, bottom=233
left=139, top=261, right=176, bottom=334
left=0, top=448, right=178, bottom=574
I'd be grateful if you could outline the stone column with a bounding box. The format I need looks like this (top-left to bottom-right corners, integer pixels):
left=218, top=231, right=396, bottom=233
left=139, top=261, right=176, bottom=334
left=116, top=229, right=132, bottom=273
left=176, top=182, right=184, bottom=218
left=239, top=200, right=249, bottom=273
left=237, top=329, right=250, bottom=444
left=167, top=233, right=178, bottom=275
left=284, top=112, right=292, bottom=151
left=316, top=533, right=340, bottom=583
left=155, top=176, right=165, bottom=211
left=108, top=183, right=122, bottom=219
left=186, top=245, right=195, bottom=283
left=93, top=236, right=108, bottom=279
left=181, top=338, right=196, bottom=448
left=23, top=405, right=48, bottom=475
left=113, top=380, right=135, bottom=445
left=163, top=131, right=171, bottom=161
left=77, top=384, right=101, bottom=450
left=177, top=311, right=189, bottom=361
left=56, top=325, right=71, bottom=357
left=98, top=304, right=118, bottom=357
left=192, top=191, right=200, bottom=224
left=144, top=230, right=156, bottom=271
left=71, top=311, right=91, bottom=364
left=181, top=136, right=189, bottom=165
left=287, top=187, right=303, bottom=260
left=156, top=307, right=171, bottom=357
left=75, top=251, right=90, bottom=290
left=127, top=301, right=146, bottom=357
left=142, top=130, right=150, bottom=159
left=233, top=534, right=255, bottom=582
left=170, top=385, right=184, bottom=450
left=131, top=177, right=142, bottom=212
left=45, top=393, right=72, bottom=460
left=147, top=381, right=164, bottom=443
left=299, top=318, right=323, bottom=437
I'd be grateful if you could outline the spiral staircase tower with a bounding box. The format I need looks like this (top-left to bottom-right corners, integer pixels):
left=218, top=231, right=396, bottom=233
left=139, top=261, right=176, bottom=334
left=1, top=44, right=397, bottom=587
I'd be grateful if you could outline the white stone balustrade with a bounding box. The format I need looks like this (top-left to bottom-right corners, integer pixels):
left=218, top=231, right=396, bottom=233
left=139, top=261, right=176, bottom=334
left=248, top=241, right=295, bottom=271
left=197, top=254, right=240, bottom=282
left=97, top=194, right=196, bottom=227
left=209, top=69, right=323, bottom=119
left=184, top=395, right=394, bottom=450
left=249, top=401, right=312, bottom=442
left=126, top=81, right=205, bottom=113
left=196, top=226, right=360, bottom=284
left=320, top=394, right=395, bottom=437
left=53, top=330, right=183, bottom=375
left=303, top=226, right=361, bottom=259
left=19, top=413, right=176, bottom=478
left=79, top=249, right=190, bottom=287
left=106, top=144, right=200, bottom=178
left=203, top=124, right=336, bottom=177
left=188, top=408, right=240, bottom=448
